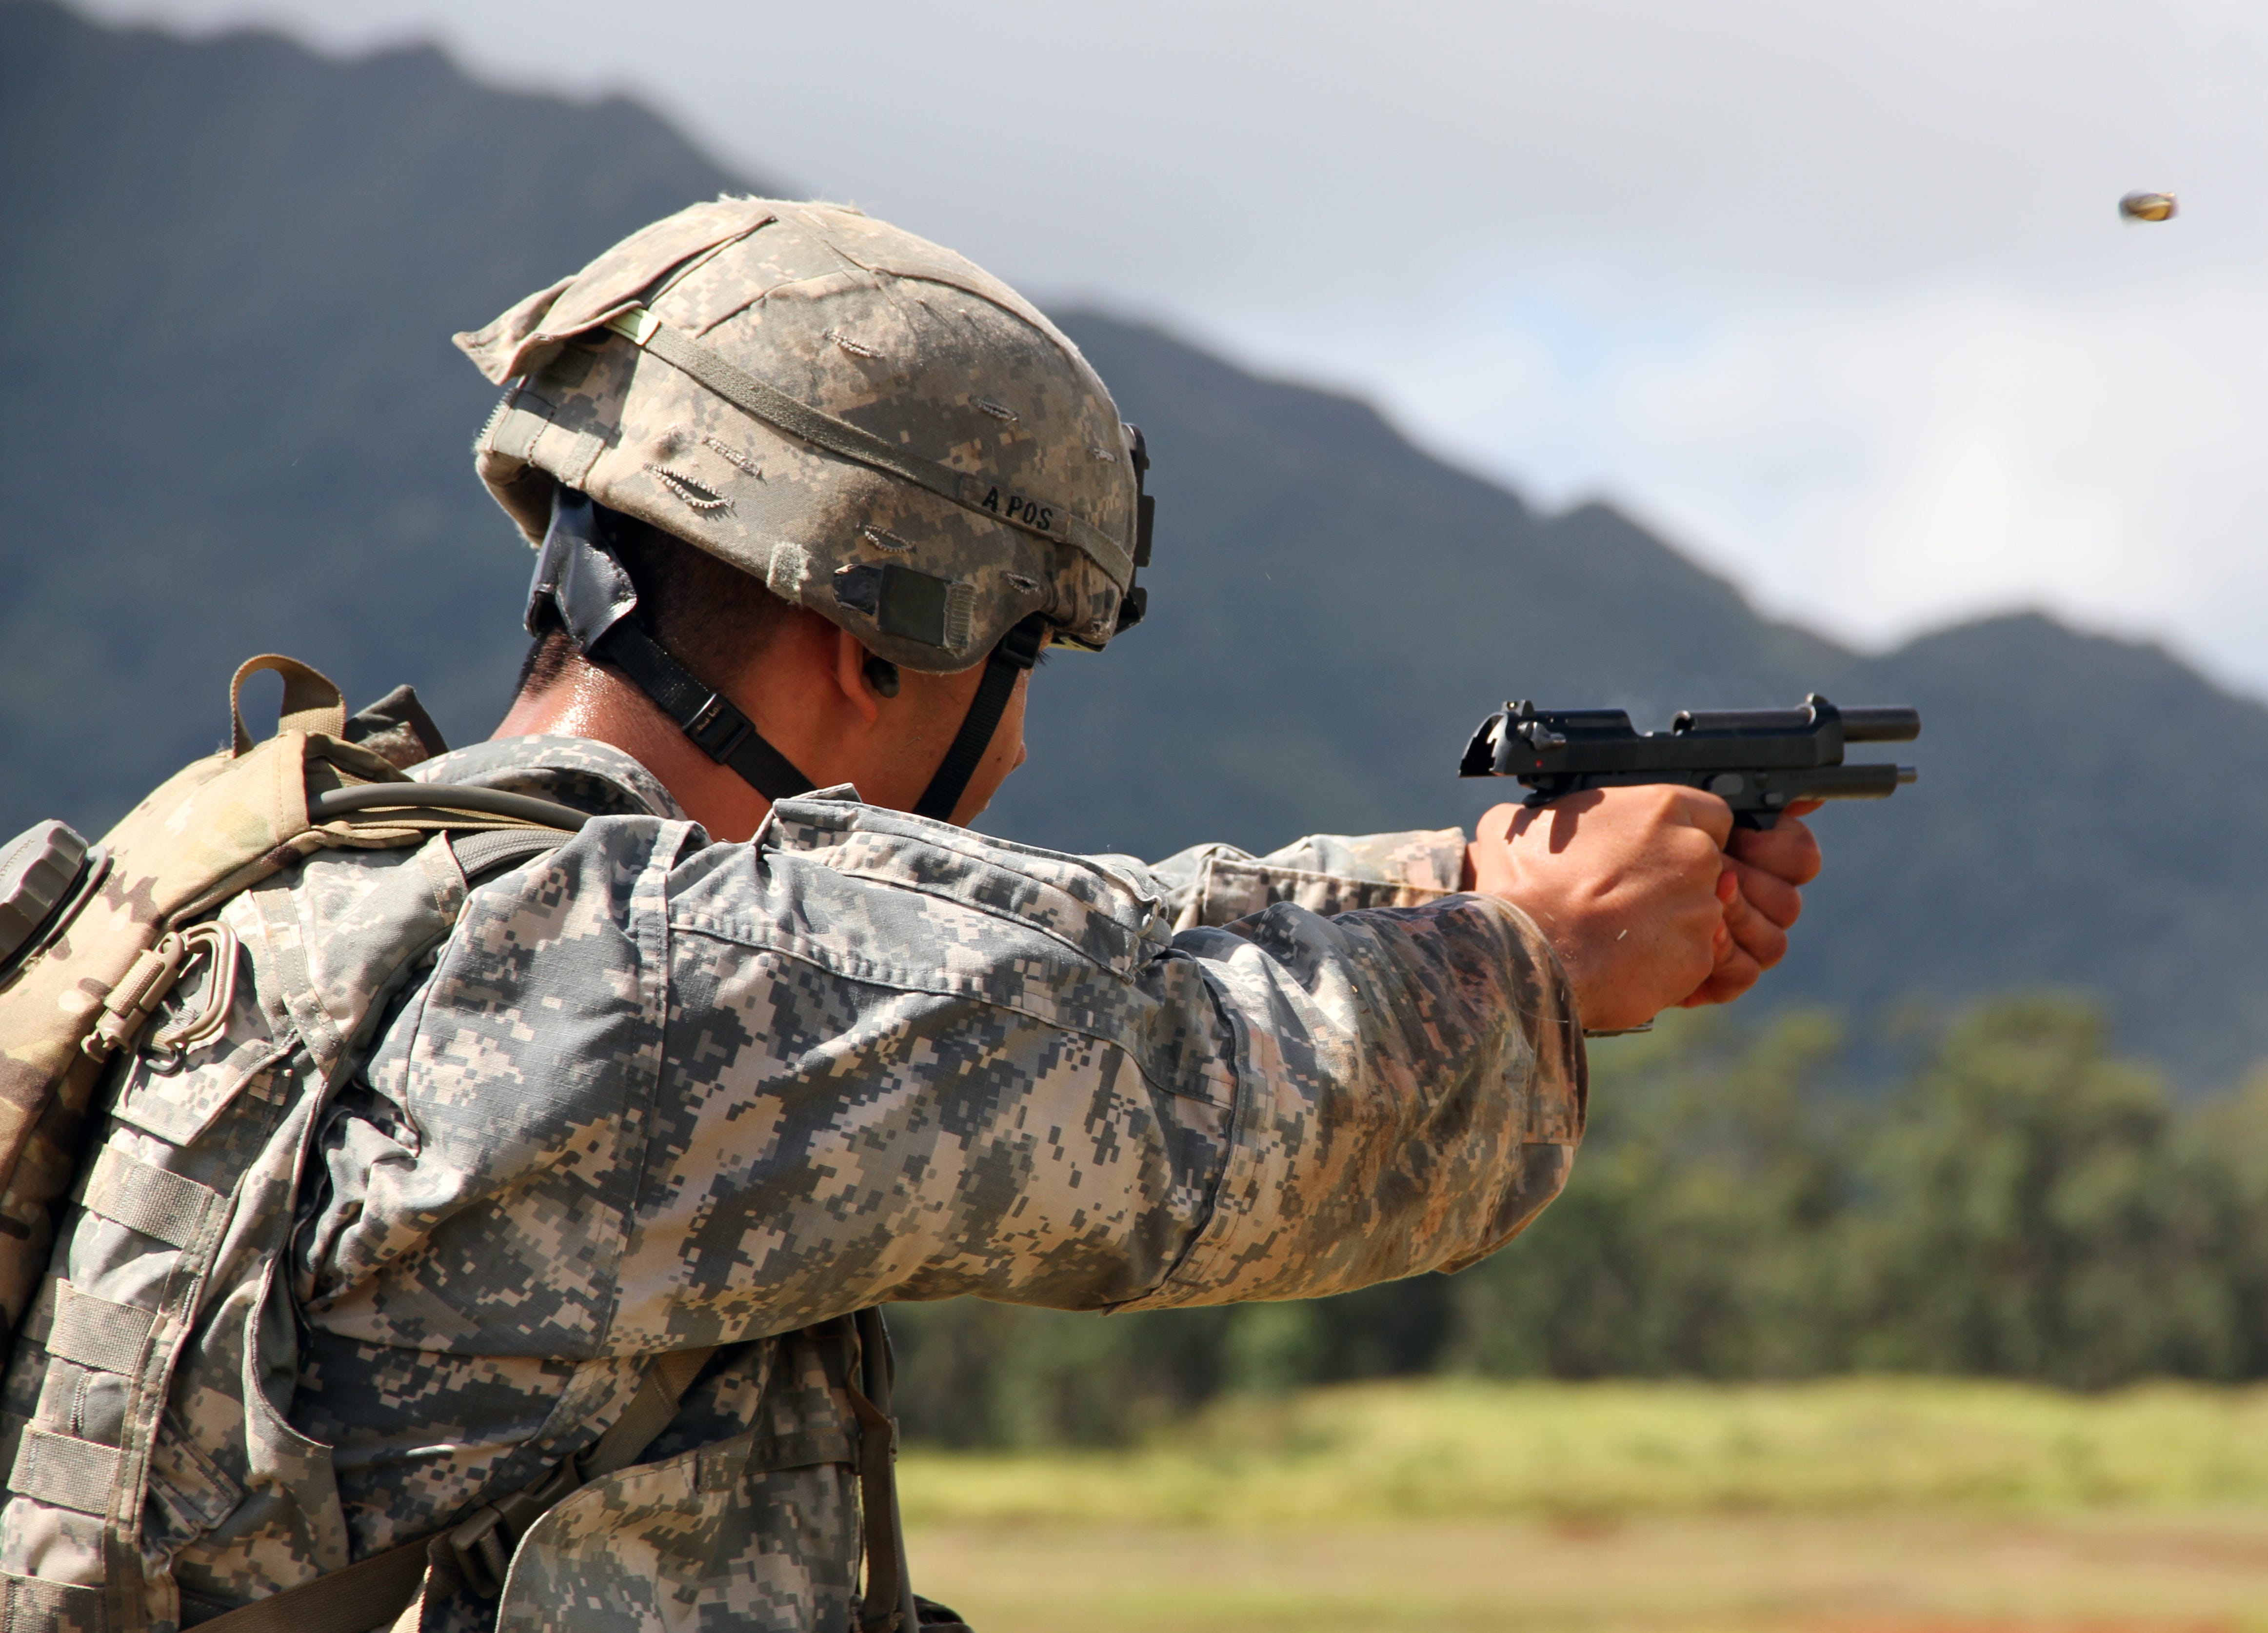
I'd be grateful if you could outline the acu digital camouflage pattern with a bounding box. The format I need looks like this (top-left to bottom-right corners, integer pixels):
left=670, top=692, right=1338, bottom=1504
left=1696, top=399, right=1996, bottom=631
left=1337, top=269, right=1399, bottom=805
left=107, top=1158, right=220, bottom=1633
left=458, top=199, right=1141, bottom=672
left=0, top=726, right=1583, bottom=1632
left=1153, top=829, right=1471, bottom=930
left=0, top=659, right=387, bottom=1328
left=0, top=658, right=542, bottom=1631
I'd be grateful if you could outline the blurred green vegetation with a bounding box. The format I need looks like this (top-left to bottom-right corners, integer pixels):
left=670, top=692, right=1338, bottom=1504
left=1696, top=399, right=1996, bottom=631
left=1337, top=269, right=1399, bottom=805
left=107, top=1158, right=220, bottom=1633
left=898, top=1375, right=2268, bottom=1526
left=900, top=1378, right=2268, bottom=1633
left=890, top=996, right=2268, bottom=1448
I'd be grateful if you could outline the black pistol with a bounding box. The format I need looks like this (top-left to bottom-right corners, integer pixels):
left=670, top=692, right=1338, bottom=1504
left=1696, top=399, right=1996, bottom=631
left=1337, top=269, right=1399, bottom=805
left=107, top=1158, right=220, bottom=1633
left=1459, top=695, right=1920, bottom=829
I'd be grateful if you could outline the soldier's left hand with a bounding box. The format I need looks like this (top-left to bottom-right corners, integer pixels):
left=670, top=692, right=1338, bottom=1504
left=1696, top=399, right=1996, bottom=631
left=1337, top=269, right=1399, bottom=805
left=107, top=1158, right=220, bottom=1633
left=1678, top=801, right=1824, bottom=1008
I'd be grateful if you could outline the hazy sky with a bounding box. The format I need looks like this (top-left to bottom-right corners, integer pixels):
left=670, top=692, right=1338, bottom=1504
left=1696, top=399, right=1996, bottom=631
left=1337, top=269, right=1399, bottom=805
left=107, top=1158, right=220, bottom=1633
left=77, top=0, right=2268, bottom=689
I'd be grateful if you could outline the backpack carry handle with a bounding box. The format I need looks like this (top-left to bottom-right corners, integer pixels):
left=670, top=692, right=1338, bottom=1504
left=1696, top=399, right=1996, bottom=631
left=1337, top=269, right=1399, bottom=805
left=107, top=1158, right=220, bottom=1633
left=230, top=653, right=349, bottom=756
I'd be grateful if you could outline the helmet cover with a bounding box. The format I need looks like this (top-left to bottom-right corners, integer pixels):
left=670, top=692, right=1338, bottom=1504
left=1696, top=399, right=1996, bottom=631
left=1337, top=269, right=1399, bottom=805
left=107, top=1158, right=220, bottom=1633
left=457, top=198, right=1142, bottom=672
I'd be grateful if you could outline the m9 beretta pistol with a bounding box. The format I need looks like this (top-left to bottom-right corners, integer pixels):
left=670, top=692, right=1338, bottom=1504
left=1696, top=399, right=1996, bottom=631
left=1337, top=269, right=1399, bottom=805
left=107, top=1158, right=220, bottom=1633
left=1459, top=695, right=1920, bottom=829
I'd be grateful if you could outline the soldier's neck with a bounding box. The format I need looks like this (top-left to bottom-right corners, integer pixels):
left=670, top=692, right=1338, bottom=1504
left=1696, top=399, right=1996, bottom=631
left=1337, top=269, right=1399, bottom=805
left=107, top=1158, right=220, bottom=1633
left=492, top=627, right=1024, bottom=838
left=493, top=662, right=778, bottom=842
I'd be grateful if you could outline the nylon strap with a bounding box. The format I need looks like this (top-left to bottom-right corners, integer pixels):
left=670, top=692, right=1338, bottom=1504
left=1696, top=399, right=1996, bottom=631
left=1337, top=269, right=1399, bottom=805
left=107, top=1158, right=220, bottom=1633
left=228, top=653, right=349, bottom=757
left=191, top=1531, right=431, bottom=1633
left=913, top=614, right=1048, bottom=823
left=604, top=308, right=1135, bottom=590
left=848, top=1310, right=915, bottom=1633
left=46, top=1283, right=154, bottom=1374
left=592, top=617, right=817, bottom=803
left=585, top=1346, right=716, bottom=1478
left=7, top=1428, right=120, bottom=1515
left=80, top=1149, right=219, bottom=1248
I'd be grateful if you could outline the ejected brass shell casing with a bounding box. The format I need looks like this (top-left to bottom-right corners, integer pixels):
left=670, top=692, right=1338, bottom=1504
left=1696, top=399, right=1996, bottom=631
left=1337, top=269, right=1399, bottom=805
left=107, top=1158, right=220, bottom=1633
left=2119, top=191, right=2178, bottom=222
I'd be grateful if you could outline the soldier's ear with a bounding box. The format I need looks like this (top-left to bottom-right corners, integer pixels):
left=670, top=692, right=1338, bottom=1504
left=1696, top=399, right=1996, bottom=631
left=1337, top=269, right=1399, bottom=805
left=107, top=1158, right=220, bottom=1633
left=833, top=629, right=887, bottom=726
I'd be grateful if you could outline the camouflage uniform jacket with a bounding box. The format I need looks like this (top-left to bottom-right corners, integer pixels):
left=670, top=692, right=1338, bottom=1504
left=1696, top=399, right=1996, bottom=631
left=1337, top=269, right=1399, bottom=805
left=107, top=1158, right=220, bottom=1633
left=0, top=733, right=1585, bottom=1633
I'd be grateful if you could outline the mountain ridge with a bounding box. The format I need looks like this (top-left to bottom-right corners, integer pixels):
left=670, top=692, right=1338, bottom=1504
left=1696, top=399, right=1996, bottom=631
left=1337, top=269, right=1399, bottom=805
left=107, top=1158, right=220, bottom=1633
left=6, top=0, right=2265, bottom=1082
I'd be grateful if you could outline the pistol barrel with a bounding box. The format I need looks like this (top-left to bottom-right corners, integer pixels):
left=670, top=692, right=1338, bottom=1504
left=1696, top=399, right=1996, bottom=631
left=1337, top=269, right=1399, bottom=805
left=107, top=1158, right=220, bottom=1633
left=1838, top=706, right=1921, bottom=743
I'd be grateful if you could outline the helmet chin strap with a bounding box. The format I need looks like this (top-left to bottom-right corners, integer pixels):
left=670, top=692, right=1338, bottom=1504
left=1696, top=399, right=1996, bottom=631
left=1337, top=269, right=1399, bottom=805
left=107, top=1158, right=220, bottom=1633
left=529, top=490, right=818, bottom=803
left=910, top=613, right=1049, bottom=822
left=528, top=490, right=1047, bottom=822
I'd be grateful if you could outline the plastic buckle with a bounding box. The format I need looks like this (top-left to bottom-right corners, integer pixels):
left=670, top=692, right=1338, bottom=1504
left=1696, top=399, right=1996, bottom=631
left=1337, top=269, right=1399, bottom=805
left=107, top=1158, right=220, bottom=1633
left=681, top=693, right=754, bottom=765
left=442, top=1504, right=514, bottom=1600
left=443, top=1456, right=583, bottom=1599
left=996, top=613, right=1050, bottom=672
left=82, top=933, right=192, bottom=1061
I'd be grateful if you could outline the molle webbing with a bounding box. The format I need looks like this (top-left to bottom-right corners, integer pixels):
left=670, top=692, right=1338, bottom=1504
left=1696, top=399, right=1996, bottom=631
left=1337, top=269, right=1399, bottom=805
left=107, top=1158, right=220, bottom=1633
left=45, top=1284, right=153, bottom=1374
left=80, top=1148, right=221, bottom=1248
left=8, top=1429, right=118, bottom=1514
left=1, top=1573, right=87, bottom=1625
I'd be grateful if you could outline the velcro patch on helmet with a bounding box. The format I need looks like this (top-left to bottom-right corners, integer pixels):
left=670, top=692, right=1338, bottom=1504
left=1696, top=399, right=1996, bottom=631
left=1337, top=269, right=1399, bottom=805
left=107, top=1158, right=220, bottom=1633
left=832, top=562, right=976, bottom=650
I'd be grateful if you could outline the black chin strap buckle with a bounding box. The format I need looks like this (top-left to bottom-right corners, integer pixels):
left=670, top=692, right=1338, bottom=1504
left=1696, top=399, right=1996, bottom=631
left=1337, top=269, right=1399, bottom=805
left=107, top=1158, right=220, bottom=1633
left=531, top=489, right=818, bottom=806
left=681, top=693, right=755, bottom=764
left=995, top=614, right=1048, bottom=672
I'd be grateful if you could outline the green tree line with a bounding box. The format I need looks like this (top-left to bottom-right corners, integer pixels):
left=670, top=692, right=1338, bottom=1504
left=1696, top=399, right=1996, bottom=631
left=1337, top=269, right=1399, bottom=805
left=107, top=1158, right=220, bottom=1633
left=889, top=997, right=2268, bottom=1447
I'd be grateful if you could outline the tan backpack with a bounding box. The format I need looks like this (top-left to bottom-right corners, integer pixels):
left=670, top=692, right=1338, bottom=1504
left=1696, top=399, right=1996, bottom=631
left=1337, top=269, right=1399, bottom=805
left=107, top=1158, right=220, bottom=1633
left=0, top=656, right=943, bottom=1633
left=0, top=654, right=580, bottom=1348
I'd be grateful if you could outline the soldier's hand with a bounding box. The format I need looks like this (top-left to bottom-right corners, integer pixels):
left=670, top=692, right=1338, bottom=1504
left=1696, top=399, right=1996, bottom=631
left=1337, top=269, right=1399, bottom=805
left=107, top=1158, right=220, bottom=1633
left=1466, top=786, right=1753, bottom=1033
left=1678, top=800, right=1822, bottom=1009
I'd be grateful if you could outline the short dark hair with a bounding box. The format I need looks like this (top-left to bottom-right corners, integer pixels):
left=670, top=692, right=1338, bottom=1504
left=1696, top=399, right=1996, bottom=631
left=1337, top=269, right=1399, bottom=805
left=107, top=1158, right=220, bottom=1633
left=516, top=498, right=798, bottom=701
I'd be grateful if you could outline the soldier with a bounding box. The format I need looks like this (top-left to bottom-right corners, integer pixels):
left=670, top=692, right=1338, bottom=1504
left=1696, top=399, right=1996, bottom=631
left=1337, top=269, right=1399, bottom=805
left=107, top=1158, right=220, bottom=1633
left=0, top=199, right=1819, bottom=1633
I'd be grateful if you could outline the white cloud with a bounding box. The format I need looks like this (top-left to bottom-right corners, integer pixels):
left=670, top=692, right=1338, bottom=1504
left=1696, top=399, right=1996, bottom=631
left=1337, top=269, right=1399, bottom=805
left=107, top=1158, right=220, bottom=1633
left=67, top=0, right=2268, bottom=687
left=1285, top=272, right=2268, bottom=672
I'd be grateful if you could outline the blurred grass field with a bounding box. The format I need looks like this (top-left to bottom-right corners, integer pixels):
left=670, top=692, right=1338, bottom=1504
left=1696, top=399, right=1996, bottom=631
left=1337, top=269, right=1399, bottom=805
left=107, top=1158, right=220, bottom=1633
left=899, top=1378, right=2268, bottom=1633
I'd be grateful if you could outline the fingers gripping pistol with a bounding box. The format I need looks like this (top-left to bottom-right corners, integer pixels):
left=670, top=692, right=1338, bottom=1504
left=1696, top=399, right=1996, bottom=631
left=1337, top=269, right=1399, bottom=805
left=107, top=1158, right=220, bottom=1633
left=1459, top=696, right=1921, bottom=829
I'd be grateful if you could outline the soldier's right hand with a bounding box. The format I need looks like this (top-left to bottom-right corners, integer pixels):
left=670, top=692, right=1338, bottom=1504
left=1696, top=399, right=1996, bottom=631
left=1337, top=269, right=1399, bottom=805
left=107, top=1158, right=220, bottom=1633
left=1463, top=785, right=1739, bottom=1034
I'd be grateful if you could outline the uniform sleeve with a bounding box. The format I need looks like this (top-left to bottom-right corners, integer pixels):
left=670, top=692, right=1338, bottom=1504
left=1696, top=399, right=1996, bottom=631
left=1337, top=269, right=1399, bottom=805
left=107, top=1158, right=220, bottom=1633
left=1114, top=885, right=1585, bottom=1308
left=304, top=806, right=1582, bottom=1358
left=614, top=806, right=1582, bottom=1340
left=1137, top=826, right=1471, bottom=930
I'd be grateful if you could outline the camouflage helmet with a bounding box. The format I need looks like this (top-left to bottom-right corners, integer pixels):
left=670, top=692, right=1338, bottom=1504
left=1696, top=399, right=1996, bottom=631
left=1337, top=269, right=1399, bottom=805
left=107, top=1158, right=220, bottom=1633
left=456, top=197, right=1150, bottom=674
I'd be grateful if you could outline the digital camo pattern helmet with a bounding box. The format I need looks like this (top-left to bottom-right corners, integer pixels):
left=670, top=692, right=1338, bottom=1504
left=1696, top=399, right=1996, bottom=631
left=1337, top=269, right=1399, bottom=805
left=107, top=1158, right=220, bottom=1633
left=457, top=197, right=1151, bottom=674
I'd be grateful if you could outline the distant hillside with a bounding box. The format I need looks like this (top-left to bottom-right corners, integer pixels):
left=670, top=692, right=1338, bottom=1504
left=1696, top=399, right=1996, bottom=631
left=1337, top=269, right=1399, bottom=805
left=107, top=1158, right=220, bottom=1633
left=6, top=0, right=2268, bottom=1082
left=1000, top=321, right=2268, bottom=1082
left=0, top=0, right=764, bottom=829
left=991, top=314, right=1845, bottom=854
